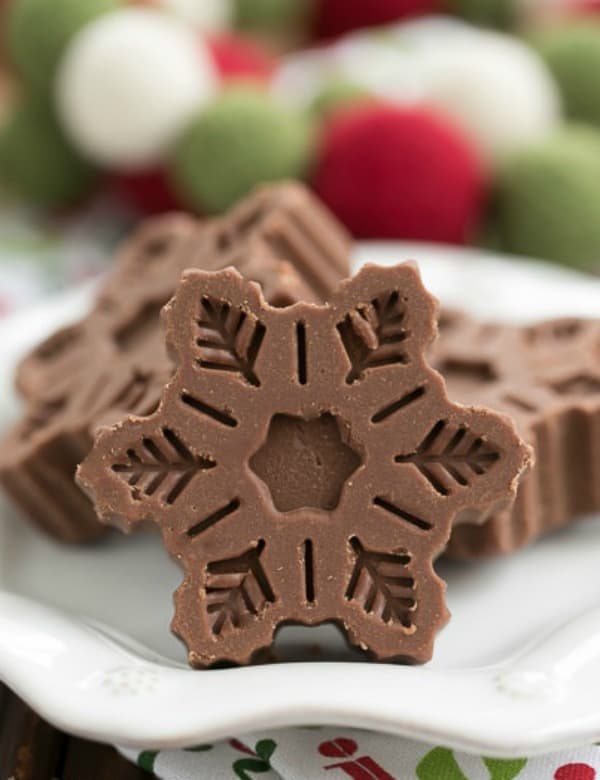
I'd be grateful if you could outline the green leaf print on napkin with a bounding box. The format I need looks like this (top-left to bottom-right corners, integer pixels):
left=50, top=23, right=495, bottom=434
left=417, top=747, right=527, bottom=780
left=137, top=744, right=213, bottom=772
left=137, top=751, right=158, bottom=772
left=233, top=739, right=277, bottom=779
left=484, top=757, right=528, bottom=780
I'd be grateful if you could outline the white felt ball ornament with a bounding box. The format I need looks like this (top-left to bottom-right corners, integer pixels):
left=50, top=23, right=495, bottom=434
left=414, top=27, right=562, bottom=165
left=157, top=0, right=233, bottom=31
left=56, top=8, right=217, bottom=169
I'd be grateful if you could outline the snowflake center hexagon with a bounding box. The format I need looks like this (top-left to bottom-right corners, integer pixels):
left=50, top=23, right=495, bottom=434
left=249, top=413, right=361, bottom=512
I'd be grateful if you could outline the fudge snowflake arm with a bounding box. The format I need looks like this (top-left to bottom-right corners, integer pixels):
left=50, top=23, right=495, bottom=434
left=330, top=262, right=439, bottom=385
left=341, top=536, right=449, bottom=664
left=389, top=383, right=534, bottom=526
left=173, top=537, right=281, bottom=667
left=163, top=267, right=271, bottom=390
left=77, top=414, right=220, bottom=533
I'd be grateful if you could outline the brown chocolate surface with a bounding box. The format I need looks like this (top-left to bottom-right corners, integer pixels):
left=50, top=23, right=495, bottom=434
left=0, top=183, right=352, bottom=543
left=433, top=312, right=600, bottom=558
left=78, top=264, right=530, bottom=666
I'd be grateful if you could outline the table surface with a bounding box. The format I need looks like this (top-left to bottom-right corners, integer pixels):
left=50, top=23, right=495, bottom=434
left=0, top=683, right=151, bottom=780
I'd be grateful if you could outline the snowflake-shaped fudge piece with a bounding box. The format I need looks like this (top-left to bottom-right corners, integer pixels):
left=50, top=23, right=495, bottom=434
left=78, top=264, right=531, bottom=666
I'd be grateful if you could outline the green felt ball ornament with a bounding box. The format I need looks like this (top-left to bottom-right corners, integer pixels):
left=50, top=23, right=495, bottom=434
left=5, top=0, right=120, bottom=91
left=234, top=0, right=313, bottom=33
left=310, top=80, right=373, bottom=120
left=170, top=87, right=314, bottom=214
left=0, top=97, right=97, bottom=207
left=448, top=0, right=516, bottom=29
left=534, top=22, right=600, bottom=127
left=495, top=125, right=600, bottom=270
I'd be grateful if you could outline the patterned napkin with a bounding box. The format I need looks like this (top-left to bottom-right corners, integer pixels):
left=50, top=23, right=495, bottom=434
left=118, top=727, right=600, bottom=779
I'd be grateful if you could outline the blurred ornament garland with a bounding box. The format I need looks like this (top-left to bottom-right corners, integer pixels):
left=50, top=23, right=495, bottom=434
left=1, top=0, right=600, bottom=269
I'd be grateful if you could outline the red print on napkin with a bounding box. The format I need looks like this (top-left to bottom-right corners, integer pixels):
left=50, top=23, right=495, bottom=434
left=319, top=738, right=396, bottom=779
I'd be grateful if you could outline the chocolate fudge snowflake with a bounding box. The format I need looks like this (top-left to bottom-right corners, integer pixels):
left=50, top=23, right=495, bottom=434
left=78, top=264, right=530, bottom=666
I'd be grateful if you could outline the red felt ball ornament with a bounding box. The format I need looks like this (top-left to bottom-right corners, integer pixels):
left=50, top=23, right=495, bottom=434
left=312, top=103, right=486, bottom=243
left=314, top=0, right=442, bottom=39
left=208, top=33, right=274, bottom=84
left=111, top=168, right=184, bottom=215
left=567, top=0, right=600, bottom=14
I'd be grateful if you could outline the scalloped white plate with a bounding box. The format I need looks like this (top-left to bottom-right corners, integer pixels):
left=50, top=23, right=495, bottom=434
left=2, top=244, right=600, bottom=757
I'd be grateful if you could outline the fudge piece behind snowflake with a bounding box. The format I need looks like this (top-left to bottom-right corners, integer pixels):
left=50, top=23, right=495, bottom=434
left=432, top=312, right=600, bottom=558
left=0, top=182, right=352, bottom=543
left=17, top=181, right=351, bottom=406
left=78, top=264, right=530, bottom=666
